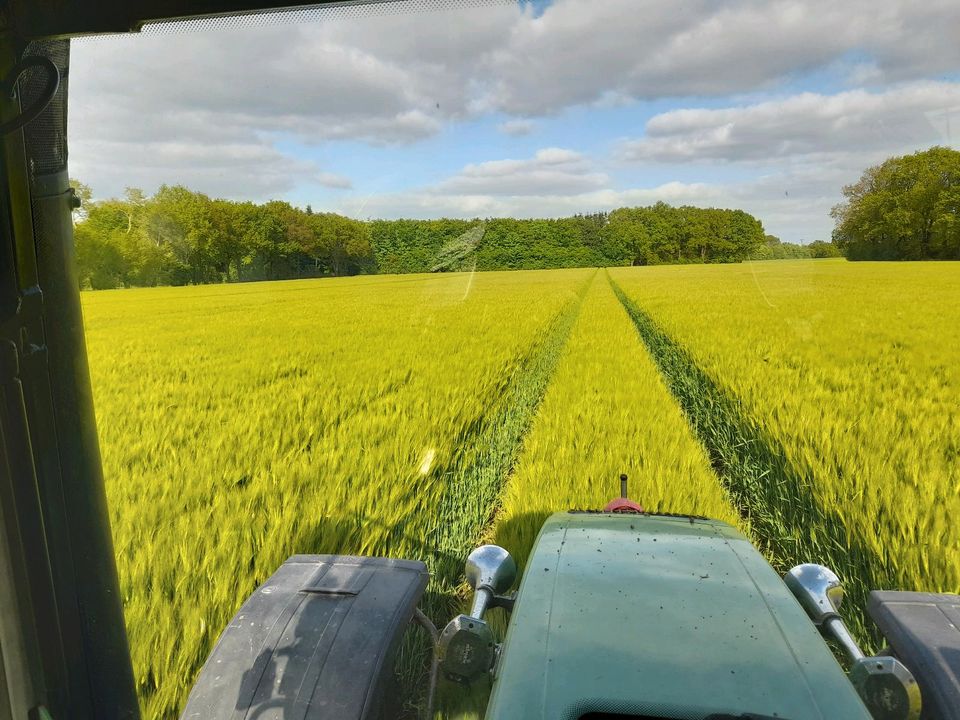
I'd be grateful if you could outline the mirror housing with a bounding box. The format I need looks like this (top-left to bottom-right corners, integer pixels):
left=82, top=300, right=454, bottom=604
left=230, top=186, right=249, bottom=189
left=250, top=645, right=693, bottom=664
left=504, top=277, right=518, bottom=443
left=785, top=565, right=922, bottom=720
left=784, top=563, right=844, bottom=624
left=465, top=545, right=516, bottom=595
left=439, top=545, right=517, bottom=684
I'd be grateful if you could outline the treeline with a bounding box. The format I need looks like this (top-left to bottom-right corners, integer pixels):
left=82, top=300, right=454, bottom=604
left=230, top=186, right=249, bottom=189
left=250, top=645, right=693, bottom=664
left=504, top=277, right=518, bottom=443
left=71, top=184, right=770, bottom=289
left=832, top=146, right=960, bottom=260
left=749, top=235, right=841, bottom=260
left=602, top=204, right=764, bottom=265
left=72, top=184, right=374, bottom=289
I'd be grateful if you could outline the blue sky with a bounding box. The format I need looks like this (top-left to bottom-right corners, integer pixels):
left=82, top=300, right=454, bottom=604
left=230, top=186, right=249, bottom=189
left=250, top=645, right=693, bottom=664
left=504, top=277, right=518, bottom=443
left=69, top=0, right=960, bottom=242
left=284, top=96, right=778, bottom=205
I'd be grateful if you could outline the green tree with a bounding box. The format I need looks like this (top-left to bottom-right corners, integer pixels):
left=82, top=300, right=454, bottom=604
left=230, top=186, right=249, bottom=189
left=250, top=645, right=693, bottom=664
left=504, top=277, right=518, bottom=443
left=599, top=204, right=764, bottom=265
left=602, top=208, right=650, bottom=264
left=70, top=180, right=773, bottom=287
left=748, top=235, right=813, bottom=260
left=69, top=178, right=93, bottom=222
left=808, top=240, right=842, bottom=258
left=832, top=146, right=960, bottom=260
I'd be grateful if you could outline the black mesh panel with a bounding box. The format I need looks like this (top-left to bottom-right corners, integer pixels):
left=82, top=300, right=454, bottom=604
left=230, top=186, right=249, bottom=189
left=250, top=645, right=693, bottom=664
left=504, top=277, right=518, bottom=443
left=20, top=40, right=69, bottom=178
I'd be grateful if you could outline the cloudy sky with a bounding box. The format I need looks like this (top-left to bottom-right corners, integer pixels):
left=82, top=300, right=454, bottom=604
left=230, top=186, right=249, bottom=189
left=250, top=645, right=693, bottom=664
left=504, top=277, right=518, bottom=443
left=69, top=0, right=960, bottom=243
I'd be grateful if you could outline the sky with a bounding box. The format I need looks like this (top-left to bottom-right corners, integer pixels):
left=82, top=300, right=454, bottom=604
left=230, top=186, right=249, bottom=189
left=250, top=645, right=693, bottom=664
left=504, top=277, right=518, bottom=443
left=68, top=0, right=960, bottom=243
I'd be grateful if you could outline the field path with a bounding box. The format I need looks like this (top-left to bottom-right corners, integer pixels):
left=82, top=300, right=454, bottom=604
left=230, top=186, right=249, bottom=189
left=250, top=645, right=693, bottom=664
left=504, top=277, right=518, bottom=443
left=493, top=271, right=740, bottom=570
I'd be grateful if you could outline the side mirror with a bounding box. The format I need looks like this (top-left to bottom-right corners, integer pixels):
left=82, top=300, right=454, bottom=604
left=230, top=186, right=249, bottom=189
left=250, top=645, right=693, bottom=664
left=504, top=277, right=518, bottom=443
left=784, top=563, right=844, bottom=624
left=785, top=565, right=921, bottom=720
left=439, top=545, right=516, bottom=684
left=466, top=545, right=516, bottom=595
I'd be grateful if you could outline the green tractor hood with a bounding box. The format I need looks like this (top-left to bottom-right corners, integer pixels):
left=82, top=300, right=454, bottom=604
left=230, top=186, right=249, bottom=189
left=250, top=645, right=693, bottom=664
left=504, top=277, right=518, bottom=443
left=486, top=512, right=872, bottom=720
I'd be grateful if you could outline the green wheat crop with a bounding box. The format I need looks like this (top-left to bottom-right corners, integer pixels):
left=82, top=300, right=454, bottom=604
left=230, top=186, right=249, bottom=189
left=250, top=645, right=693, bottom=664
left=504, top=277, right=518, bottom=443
left=494, top=272, right=742, bottom=569
left=80, top=260, right=958, bottom=718
left=610, top=259, right=960, bottom=644
left=82, top=270, right=590, bottom=718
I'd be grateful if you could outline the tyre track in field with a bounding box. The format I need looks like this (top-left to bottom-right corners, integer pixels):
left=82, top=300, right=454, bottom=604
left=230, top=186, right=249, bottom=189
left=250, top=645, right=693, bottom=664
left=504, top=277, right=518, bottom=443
left=608, top=271, right=885, bottom=649
left=421, top=270, right=595, bottom=608
left=390, top=271, right=594, bottom=715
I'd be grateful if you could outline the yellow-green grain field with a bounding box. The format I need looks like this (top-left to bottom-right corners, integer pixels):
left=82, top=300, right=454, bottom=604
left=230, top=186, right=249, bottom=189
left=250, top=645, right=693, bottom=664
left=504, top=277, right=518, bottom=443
left=611, top=259, right=960, bottom=637
left=83, top=269, right=590, bottom=717
left=494, top=272, right=741, bottom=569
left=81, top=259, right=959, bottom=719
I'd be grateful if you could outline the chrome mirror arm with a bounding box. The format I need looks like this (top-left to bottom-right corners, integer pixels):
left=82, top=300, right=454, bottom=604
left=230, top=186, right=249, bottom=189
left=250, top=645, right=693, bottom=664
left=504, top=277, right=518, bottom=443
left=785, top=564, right=921, bottom=720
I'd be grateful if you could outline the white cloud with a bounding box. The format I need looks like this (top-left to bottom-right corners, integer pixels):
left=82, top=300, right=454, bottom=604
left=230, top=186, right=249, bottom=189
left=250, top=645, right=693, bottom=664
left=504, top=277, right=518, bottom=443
left=68, top=5, right=515, bottom=199
left=480, top=0, right=960, bottom=115
left=338, top=168, right=845, bottom=243
left=337, top=181, right=722, bottom=220
left=339, top=148, right=731, bottom=219
left=497, top=119, right=537, bottom=136
left=436, top=147, right=608, bottom=195
left=66, top=0, right=960, bottom=239
left=334, top=138, right=884, bottom=243
left=69, top=135, right=322, bottom=199
left=620, top=82, right=960, bottom=163
left=316, top=172, right=353, bottom=190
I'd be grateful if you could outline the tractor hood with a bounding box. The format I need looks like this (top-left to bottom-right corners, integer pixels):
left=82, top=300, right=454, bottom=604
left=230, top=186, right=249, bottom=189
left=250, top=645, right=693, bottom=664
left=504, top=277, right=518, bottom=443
left=486, top=512, right=872, bottom=720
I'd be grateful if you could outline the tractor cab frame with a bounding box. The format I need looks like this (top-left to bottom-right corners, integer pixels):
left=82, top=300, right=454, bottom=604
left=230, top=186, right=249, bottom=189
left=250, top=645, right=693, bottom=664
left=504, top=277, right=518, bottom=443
left=1, top=4, right=959, bottom=720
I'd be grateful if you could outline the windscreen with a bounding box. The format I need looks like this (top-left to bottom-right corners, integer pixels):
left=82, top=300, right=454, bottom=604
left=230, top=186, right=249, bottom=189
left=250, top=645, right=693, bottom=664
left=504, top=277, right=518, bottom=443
left=67, top=2, right=960, bottom=718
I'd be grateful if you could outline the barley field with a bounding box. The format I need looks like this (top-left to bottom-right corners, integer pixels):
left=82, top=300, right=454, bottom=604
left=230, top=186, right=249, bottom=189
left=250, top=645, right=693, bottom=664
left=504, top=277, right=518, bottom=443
left=81, top=259, right=959, bottom=718
left=609, top=260, right=960, bottom=643
left=493, top=271, right=741, bottom=569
